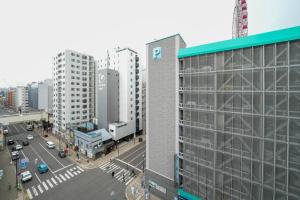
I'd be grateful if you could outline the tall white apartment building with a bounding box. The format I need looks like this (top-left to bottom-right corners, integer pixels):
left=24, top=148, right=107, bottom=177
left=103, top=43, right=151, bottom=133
left=15, top=86, right=29, bottom=113
left=99, top=47, right=142, bottom=136
left=38, top=79, right=53, bottom=113
left=52, top=50, right=96, bottom=134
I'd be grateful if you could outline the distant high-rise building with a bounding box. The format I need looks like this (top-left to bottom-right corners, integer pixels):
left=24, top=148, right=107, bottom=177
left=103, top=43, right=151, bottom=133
left=99, top=47, right=142, bottom=136
left=28, top=82, right=39, bottom=109
left=96, top=68, right=119, bottom=130
left=38, top=79, right=53, bottom=113
left=52, top=50, right=96, bottom=134
left=7, top=89, right=14, bottom=107
left=141, top=68, right=146, bottom=135
left=15, top=86, right=29, bottom=113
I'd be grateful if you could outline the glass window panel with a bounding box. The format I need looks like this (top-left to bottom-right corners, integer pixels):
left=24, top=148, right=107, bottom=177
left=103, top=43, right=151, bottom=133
left=253, top=46, right=263, bottom=67
left=276, top=67, right=288, bottom=91
left=265, top=68, right=275, bottom=90
left=264, top=44, right=275, bottom=67
left=265, top=93, right=275, bottom=115
left=289, top=66, right=300, bottom=91
left=276, top=93, right=288, bottom=116
left=289, top=93, right=300, bottom=117
left=290, top=40, right=300, bottom=65
left=276, top=42, right=288, bottom=66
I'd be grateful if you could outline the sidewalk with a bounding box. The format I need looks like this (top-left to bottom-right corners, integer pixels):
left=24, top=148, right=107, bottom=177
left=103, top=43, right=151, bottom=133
left=0, top=147, right=19, bottom=200
left=125, top=173, right=161, bottom=200
left=34, top=128, right=146, bottom=170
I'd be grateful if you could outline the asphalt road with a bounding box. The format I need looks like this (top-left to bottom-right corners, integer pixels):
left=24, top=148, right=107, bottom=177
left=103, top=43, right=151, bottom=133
left=117, top=141, right=146, bottom=171
left=4, top=123, right=126, bottom=200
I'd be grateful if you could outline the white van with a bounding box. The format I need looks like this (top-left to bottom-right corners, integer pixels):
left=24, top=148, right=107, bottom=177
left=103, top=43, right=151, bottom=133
left=46, top=141, right=55, bottom=149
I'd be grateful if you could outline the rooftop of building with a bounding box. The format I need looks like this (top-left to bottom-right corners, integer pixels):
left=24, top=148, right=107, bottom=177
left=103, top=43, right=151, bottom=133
left=75, top=128, right=112, bottom=141
left=146, top=33, right=186, bottom=45
left=178, top=25, right=300, bottom=58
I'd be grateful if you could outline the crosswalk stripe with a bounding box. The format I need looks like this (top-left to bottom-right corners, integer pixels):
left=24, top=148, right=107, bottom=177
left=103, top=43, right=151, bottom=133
left=51, top=177, right=58, bottom=185
left=67, top=170, right=74, bottom=177
left=70, top=169, right=73, bottom=172
left=27, top=189, right=33, bottom=199
left=125, top=176, right=135, bottom=186
left=55, top=175, right=62, bottom=183
left=37, top=185, right=44, bottom=194
left=46, top=179, right=53, bottom=188
left=99, top=162, right=110, bottom=170
left=59, top=174, right=66, bottom=181
left=115, top=169, right=125, bottom=178
left=77, top=166, right=84, bottom=172
left=42, top=181, right=49, bottom=191
left=77, top=170, right=81, bottom=174
left=107, top=165, right=119, bottom=173
left=73, top=167, right=77, bottom=171
left=32, top=186, right=38, bottom=196
left=73, top=171, right=78, bottom=175
left=64, top=173, right=70, bottom=179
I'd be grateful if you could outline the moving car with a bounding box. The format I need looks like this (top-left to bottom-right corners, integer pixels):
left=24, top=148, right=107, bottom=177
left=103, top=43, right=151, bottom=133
left=46, top=141, right=55, bottom=149
left=58, top=150, right=66, bottom=158
left=11, top=151, right=20, bottom=161
left=22, top=140, right=29, bottom=146
left=20, top=171, right=32, bottom=183
left=12, top=144, right=23, bottom=151
left=27, top=135, right=33, bottom=140
left=26, top=124, right=33, bottom=131
left=37, top=163, right=48, bottom=174
left=7, top=139, right=14, bottom=145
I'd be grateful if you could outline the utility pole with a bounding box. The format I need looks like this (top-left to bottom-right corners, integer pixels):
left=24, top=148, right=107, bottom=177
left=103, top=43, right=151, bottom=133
left=15, top=158, right=19, bottom=187
left=117, top=140, right=120, bottom=157
left=142, top=154, right=145, bottom=172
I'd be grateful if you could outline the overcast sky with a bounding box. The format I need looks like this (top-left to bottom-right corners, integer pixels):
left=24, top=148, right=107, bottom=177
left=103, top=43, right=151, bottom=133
left=0, top=0, right=299, bottom=88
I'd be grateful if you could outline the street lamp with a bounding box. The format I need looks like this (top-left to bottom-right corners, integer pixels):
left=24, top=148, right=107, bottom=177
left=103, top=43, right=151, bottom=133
left=142, top=154, right=145, bottom=172
left=117, top=140, right=120, bottom=157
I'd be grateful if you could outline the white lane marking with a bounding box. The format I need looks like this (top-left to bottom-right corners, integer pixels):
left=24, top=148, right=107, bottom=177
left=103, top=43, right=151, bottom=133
left=76, top=166, right=84, bottom=172
left=38, top=143, right=64, bottom=167
left=59, top=174, right=66, bottom=181
left=26, top=189, right=33, bottom=199
left=34, top=173, right=42, bottom=183
left=19, top=150, right=28, bottom=160
left=127, top=150, right=146, bottom=164
left=37, top=185, right=44, bottom=194
left=42, top=181, right=49, bottom=191
left=67, top=170, right=74, bottom=177
left=32, top=186, right=38, bottom=196
left=52, top=163, right=74, bottom=173
left=120, top=145, right=145, bottom=161
left=73, top=171, right=78, bottom=175
left=20, top=123, right=27, bottom=131
left=99, top=162, right=110, bottom=170
left=115, top=169, right=125, bottom=177
left=118, top=171, right=130, bottom=181
left=55, top=175, right=62, bottom=183
left=107, top=165, right=119, bottom=173
left=73, top=167, right=77, bottom=170
left=29, top=145, right=54, bottom=174
left=125, top=176, right=135, bottom=186
left=115, top=158, right=142, bottom=173
left=12, top=124, right=19, bottom=133
left=46, top=179, right=53, bottom=188
left=51, top=177, right=58, bottom=185
left=64, top=173, right=70, bottom=179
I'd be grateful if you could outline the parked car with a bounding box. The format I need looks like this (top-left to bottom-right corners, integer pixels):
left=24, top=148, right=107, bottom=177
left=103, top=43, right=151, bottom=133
left=22, top=140, right=29, bottom=146
left=58, top=150, right=66, bottom=158
left=11, top=151, right=20, bottom=161
left=27, top=135, right=33, bottom=140
left=46, top=141, right=55, bottom=149
left=7, top=139, right=14, bottom=145
left=12, top=144, right=23, bottom=151
left=43, top=134, right=48, bottom=138
left=26, top=124, right=33, bottom=131
left=37, top=163, right=48, bottom=174
left=20, top=171, right=32, bottom=183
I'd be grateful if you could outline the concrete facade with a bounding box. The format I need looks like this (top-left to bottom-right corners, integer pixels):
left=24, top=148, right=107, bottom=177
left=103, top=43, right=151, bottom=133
left=96, top=68, right=119, bottom=129
left=38, top=79, right=53, bottom=113
left=146, top=35, right=186, bottom=199
left=52, top=50, right=96, bottom=133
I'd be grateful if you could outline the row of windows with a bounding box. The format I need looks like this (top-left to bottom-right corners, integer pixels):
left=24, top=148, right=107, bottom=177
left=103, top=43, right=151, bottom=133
left=70, top=53, right=87, bottom=60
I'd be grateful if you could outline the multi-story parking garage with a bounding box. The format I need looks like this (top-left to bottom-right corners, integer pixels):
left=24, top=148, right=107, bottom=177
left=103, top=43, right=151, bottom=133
left=146, top=26, right=300, bottom=200
left=178, top=26, right=300, bottom=200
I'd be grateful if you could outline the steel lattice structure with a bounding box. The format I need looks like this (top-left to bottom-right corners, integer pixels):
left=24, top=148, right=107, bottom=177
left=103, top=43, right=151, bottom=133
left=232, top=0, right=248, bottom=38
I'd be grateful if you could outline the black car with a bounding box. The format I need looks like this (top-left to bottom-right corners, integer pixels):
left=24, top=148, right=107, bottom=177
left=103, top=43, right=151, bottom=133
left=58, top=150, right=66, bottom=158
left=7, top=139, right=14, bottom=145
left=22, top=140, right=29, bottom=146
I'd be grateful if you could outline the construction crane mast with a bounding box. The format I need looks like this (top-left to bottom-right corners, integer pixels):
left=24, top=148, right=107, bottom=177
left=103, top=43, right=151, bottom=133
left=232, top=0, right=248, bottom=38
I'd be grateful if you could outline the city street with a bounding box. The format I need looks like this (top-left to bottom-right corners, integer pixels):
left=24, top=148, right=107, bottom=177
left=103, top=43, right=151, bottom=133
left=4, top=122, right=126, bottom=200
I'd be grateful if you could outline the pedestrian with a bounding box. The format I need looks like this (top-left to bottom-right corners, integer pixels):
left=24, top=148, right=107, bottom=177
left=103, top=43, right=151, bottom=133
left=34, top=158, right=38, bottom=165
left=111, top=171, right=115, bottom=178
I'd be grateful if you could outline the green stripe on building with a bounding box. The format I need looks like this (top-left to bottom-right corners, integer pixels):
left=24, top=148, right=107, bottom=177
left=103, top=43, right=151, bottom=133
left=177, top=188, right=202, bottom=200
left=178, top=26, right=300, bottom=58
